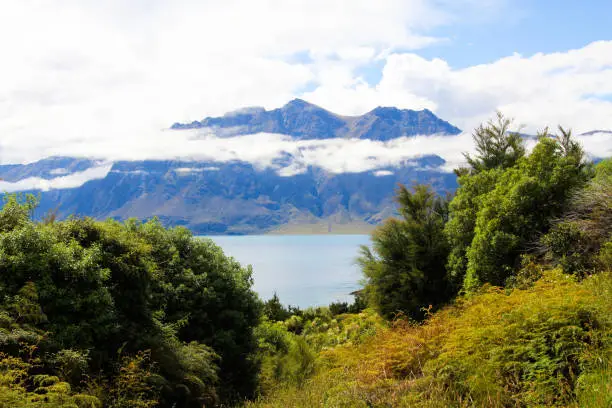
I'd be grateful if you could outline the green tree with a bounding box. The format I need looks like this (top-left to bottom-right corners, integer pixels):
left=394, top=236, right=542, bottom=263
left=0, top=197, right=261, bottom=406
left=359, top=184, right=451, bottom=320
left=463, top=111, right=526, bottom=174
left=445, top=113, right=526, bottom=289
left=461, top=129, right=591, bottom=290
left=263, top=293, right=291, bottom=322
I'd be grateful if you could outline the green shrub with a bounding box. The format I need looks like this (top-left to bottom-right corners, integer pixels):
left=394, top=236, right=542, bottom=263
left=0, top=196, right=261, bottom=406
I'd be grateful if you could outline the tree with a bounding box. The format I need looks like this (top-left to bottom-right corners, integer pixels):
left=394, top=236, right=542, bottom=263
left=446, top=113, right=526, bottom=289
left=359, top=185, right=451, bottom=320
left=0, top=197, right=262, bottom=406
left=263, top=293, right=291, bottom=322
left=463, top=111, right=526, bottom=174
left=461, top=129, right=591, bottom=290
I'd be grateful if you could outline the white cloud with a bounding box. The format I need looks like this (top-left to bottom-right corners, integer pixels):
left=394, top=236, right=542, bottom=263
left=0, top=163, right=112, bottom=192
left=49, top=168, right=70, bottom=175
left=0, top=0, right=610, bottom=172
left=0, top=0, right=500, bottom=165
left=2, top=128, right=611, bottom=193
left=305, top=41, right=612, bottom=133
left=110, top=169, right=149, bottom=175
left=174, top=167, right=220, bottom=174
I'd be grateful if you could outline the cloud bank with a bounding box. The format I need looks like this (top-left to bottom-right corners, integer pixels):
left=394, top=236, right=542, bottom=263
left=1, top=128, right=610, bottom=193
left=0, top=163, right=112, bottom=193
left=1, top=1, right=611, bottom=168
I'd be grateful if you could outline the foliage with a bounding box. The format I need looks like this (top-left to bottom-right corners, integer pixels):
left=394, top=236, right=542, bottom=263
left=445, top=167, right=502, bottom=289
left=359, top=184, right=451, bottom=320
left=0, top=193, right=38, bottom=233
left=106, top=351, right=159, bottom=408
left=262, top=293, right=292, bottom=322
left=253, top=308, right=385, bottom=396
left=447, top=121, right=592, bottom=292
left=247, top=271, right=612, bottom=408
left=0, top=198, right=261, bottom=406
left=0, top=347, right=101, bottom=408
left=542, top=158, right=612, bottom=275
left=463, top=111, right=526, bottom=174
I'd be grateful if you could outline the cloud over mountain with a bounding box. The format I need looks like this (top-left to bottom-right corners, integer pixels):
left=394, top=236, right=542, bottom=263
left=1, top=1, right=611, bottom=167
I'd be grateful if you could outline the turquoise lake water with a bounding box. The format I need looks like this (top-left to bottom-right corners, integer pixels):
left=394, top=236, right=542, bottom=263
left=205, top=235, right=371, bottom=308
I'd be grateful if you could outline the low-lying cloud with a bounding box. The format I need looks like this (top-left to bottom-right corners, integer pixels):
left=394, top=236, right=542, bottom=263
left=0, top=163, right=112, bottom=193
left=3, top=128, right=611, bottom=194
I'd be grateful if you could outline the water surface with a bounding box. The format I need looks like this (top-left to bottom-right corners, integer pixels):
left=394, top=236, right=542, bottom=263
left=205, top=235, right=370, bottom=308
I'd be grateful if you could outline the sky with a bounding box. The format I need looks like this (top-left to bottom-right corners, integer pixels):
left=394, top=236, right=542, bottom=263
left=0, top=0, right=611, bottom=175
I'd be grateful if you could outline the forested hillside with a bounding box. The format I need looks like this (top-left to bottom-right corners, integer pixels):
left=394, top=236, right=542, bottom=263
left=0, top=114, right=610, bottom=407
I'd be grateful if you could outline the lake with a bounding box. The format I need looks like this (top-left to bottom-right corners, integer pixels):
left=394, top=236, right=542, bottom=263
left=205, top=235, right=371, bottom=308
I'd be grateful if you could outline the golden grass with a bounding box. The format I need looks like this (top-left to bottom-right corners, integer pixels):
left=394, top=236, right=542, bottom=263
left=246, top=270, right=612, bottom=407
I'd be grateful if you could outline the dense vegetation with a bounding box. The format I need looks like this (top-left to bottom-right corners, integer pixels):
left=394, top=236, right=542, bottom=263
left=0, top=113, right=610, bottom=407
left=248, top=115, right=611, bottom=407
left=0, top=199, right=260, bottom=407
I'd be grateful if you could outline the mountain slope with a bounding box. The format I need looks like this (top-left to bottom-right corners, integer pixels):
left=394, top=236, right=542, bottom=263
left=1, top=101, right=467, bottom=233
left=32, top=157, right=457, bottom=234
left=171, top=99, right=461, bottom=140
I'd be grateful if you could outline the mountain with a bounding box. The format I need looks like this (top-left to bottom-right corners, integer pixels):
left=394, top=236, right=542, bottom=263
left=171, top=99, right=461, bottom=140
left=1, top=101, right=466, bottom=234
left=0, top=157, right=97, bottom=182
left=17, top=156, right=454, bottom=235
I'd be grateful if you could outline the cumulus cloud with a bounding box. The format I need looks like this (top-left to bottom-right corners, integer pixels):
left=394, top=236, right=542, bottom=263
left=0, top=0, right=610, bottom=171
left=0, top=163, right=112, bottom=192
left=0, top=0, right=466, bottom=163
left=305, top=41, right=612, bottom=133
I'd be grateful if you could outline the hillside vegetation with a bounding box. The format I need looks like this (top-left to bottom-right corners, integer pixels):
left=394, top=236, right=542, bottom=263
left=247, top=115, right=611, bottom=407
left=248, top=270, right=610, bottom=407
left=0, top=114, right=610, bottom=407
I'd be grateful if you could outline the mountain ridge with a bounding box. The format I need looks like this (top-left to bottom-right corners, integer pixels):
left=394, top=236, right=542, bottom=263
left=3, top=102, right=608, bottom=234
left=170, top=99, right=462, bottom=141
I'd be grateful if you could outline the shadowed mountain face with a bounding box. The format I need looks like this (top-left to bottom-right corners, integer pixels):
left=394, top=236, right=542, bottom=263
left=171, top=99, right=462, bottom=141
left=28, top=157, right=456, bottom=234
left=1, top=101, right=465, bottom=234
left=0, top=157, right=97, bottom=182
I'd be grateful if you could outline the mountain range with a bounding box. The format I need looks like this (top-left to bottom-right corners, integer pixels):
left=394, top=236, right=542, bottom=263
left=171, top=98, right=461, bottom=140
left=2, top=100, right=607, bottom=234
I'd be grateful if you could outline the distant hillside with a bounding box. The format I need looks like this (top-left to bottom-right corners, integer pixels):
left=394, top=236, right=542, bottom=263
left=21, top=156, right=456, bottom=235
left=4, top=103, right=608, bottom=234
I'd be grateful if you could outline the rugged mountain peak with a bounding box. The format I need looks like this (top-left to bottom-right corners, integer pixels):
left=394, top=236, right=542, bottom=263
left=282, top=98, right=319, bottom=110
left=368, top=106, right=403, bottom=117
left=171, top=99, right=462, bottom=140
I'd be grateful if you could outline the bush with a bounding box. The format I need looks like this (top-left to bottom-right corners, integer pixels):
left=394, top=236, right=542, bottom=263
left=247, top=271, right=612, bottom=407
left=0, top=196, right=262, bottom=406
left=542, top=158, right=612, bottom=275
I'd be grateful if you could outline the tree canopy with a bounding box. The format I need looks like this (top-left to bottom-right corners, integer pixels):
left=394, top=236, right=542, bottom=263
left=0, top=198, right=262, bottom=407
left=359, top=184, right=451, bottom=320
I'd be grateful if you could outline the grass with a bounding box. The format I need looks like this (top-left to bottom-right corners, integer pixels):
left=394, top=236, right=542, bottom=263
left=246, top=270, right=612, bottom=407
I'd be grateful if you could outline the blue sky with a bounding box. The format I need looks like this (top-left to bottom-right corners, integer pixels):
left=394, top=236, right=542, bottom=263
left=420, top=0, right=612, bottom=69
